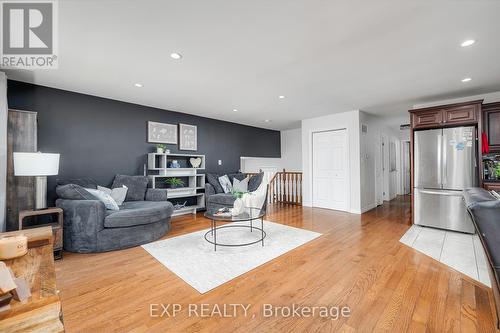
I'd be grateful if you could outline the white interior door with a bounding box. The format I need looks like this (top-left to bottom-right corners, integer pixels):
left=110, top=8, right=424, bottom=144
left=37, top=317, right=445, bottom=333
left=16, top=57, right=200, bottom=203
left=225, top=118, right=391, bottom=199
left=312, top=129, right=348, bottom=211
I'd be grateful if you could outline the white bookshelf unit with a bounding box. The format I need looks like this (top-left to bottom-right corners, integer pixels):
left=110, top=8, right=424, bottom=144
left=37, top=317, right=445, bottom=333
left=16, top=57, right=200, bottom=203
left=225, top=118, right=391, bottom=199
left=147, top=153, right=206, bottom=217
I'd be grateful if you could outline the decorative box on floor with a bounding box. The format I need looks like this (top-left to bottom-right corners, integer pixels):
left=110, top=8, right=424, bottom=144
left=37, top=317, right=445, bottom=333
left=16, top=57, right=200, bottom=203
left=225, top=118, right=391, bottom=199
left=147, top=153, right=205, bottom=216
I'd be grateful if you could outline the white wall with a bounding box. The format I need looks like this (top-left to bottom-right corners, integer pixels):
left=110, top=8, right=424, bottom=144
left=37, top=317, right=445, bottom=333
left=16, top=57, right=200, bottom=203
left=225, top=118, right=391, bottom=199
left=360, top=111, right=402, bottom=212
left=280, top=128, right=302, bottom=171
left=0, top=72, right=7, bottom=232
left=240, top=128, right=302, bottom=174
left=302, top=110, right=361, bottom=213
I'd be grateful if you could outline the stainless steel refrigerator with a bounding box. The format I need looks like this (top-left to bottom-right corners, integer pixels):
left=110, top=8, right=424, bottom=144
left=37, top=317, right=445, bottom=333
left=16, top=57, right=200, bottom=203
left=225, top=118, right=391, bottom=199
left=414, top=126, right=477, bottom=233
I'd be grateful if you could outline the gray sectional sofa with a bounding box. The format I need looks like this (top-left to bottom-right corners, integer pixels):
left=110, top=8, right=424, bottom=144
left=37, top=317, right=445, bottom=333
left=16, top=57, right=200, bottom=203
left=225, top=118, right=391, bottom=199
left=205, top=172, right=263, bottom=210
left=463, top=187, right=500, bottom=328
left=56, top=175, right=173, bottom=253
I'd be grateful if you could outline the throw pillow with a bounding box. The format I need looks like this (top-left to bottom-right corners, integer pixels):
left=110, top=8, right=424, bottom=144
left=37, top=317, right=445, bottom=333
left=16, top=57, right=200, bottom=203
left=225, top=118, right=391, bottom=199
left=56, top=184, right=95, bottom=200
left=218, top=175, right=233, bottom=193
left=248, top=172, right=264, bottom=192
left=97, top=185, right=128, bottom=206
left=111, top=175, right=149, bottom=201
left=233, top=176, right=249, bottom=193
left=56, top=177, right=98, bottom=189
left=206, top=173, right=224, bottom=194
left=85, top=188, right=120, bottom=211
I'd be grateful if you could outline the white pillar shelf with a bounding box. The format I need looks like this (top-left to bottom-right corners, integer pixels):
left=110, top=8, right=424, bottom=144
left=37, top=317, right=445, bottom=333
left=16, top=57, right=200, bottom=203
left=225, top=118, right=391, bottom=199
left=147, top=153, right=206, bottom=216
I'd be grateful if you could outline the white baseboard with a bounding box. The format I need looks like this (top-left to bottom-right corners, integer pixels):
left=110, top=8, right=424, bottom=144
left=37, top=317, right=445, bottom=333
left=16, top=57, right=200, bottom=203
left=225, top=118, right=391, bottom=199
left=361, top=203, right=377, bottom=213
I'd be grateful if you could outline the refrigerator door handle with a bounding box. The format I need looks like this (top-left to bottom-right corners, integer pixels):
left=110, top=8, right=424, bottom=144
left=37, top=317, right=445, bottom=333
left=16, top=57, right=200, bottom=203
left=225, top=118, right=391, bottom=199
left=419, top=189, right=460, bottom=196
left=437, top=134, right=442, bottom=185
left=442, top=133, right=447, bottom=186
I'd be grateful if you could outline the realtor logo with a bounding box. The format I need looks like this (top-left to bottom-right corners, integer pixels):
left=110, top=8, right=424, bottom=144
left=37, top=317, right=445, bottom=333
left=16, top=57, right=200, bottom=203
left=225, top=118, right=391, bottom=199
left=1, top=0, right=58, bottom=69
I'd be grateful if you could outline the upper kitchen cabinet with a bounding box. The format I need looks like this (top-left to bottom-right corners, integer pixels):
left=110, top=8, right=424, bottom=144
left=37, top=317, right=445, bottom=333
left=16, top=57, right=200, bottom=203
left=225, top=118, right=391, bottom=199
left=483, top=102, right=500, bottom=152
left=410, top=100, right=482, bottom=130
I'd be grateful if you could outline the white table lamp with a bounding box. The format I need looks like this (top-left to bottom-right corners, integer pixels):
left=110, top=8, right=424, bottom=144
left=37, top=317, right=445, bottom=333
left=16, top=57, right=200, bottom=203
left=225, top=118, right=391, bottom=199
left=13, top=152, right=60, bottom=209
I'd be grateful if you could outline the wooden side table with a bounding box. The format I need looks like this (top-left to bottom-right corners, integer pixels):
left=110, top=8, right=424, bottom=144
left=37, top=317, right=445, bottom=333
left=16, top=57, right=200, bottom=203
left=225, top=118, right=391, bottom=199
left=18, top=208, right=63, bottom=260
left=0, top=227, right=64, bottom=332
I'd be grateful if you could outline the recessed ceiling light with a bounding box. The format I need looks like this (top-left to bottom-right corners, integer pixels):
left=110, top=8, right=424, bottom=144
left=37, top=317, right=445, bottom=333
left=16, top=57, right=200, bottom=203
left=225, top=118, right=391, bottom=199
left=278, top=95, right=285, bottom=99
left=233, top=109, right=238, bottom=112
left=170, top=52, right=182, bottom=60
left=134, top=83, right=143, bottom=88
left=461, top=39, right=475, bottom=47
left=461, top=77, right=472, bottom=83
left=264, top=119, right=270, bottom=123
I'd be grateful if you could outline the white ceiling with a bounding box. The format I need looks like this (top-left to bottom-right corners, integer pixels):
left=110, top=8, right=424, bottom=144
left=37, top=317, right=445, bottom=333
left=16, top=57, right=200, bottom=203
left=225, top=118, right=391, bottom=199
left=4, top=0, right=500, bottom=130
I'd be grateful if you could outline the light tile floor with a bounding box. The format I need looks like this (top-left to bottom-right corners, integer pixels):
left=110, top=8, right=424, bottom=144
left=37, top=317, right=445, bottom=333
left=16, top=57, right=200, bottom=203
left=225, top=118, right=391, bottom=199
left=400, top=225, right=491, bottom=286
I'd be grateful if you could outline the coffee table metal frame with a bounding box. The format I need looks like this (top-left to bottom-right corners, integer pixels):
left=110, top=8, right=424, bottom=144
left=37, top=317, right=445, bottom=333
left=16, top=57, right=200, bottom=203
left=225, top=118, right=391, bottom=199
left=204, top=207, right=266, bottom=251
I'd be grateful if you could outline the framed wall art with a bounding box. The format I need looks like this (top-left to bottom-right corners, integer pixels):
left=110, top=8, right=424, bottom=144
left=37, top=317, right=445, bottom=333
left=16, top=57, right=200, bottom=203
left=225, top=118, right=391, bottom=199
left=179, top=123, right=197, bottom=151
left=148, top=121, right=177, bottom=144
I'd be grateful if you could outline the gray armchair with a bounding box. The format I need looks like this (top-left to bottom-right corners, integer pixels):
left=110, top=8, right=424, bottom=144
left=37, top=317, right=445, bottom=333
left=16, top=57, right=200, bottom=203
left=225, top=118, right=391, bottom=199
left=205, top=172, right=264, bottom=211
left=56, top=176, right=173, bottom=253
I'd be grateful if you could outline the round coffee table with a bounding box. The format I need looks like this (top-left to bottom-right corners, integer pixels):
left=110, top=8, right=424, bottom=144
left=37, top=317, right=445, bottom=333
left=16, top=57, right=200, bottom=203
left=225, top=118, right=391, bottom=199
left=204, top=207, right=266, bottom=251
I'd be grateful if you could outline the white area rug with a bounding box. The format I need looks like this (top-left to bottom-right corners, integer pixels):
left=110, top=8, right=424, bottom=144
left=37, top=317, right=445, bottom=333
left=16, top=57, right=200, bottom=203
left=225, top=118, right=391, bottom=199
left=142, top=221, right=322, bottom=293
left=400, top=225, right=490, bottom=286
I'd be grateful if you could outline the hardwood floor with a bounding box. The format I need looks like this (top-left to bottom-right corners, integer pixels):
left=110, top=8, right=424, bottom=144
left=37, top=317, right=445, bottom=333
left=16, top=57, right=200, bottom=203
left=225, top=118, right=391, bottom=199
left=55, top=196, right=498, bottom=332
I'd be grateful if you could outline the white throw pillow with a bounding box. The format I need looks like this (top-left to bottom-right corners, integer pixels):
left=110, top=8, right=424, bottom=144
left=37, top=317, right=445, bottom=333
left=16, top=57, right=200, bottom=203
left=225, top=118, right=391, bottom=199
left=85, top=188, right=120, bottom=211
left=218, top=175, right=233, bottom=193
left=97, top=185, right=128, bottom=206
left=232, top=176, right=249, bottom=192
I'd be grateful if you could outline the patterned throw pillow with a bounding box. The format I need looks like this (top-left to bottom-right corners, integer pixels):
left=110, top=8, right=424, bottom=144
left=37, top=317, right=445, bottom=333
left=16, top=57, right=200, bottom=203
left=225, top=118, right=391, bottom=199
left=218, top=175, right=233, bottom=193
left=98, top=185, right=128, bottom=206
left=85, top=188, right=120, bottom=211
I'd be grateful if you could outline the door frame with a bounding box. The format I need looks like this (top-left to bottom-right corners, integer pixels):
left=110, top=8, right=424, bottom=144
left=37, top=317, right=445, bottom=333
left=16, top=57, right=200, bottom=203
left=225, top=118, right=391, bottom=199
left=309, top=128, right=351, bottom=212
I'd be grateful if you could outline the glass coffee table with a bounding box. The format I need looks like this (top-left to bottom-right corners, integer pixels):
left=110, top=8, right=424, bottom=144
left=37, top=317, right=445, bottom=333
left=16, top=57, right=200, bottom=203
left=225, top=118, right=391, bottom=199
left=204, top=207, right=266, bottom=251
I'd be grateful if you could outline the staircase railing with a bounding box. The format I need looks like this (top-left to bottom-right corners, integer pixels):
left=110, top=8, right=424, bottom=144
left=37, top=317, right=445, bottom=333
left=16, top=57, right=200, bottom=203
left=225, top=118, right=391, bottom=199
left=269, top=169, right=302, bottom=205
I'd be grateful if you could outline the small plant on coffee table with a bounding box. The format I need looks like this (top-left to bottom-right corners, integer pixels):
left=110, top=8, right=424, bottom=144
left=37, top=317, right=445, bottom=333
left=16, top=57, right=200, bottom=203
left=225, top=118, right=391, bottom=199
left=165, top=178, right=184, bottom=189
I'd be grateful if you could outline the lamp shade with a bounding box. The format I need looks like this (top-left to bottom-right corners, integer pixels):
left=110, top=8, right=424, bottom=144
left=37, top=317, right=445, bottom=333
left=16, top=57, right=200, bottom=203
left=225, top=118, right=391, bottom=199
left=13, top=152, right=60, bottom=176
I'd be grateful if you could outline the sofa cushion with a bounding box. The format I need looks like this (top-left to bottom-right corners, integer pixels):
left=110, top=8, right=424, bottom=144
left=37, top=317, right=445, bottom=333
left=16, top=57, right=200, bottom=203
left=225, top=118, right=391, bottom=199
left=248, top=172, right=264, bottom=192
left=207, top=193, right=236, bottom=207
left=206, top=173, right=224, bottom=194
left=57, top=177, right=98, bottom=189
left=463, top=188, right=496, bottom=208
left=56, top=184, right=95, bottom=200
left=111, top=175, right=149, bottom=201
left=227, top=173, right=246, bottom=183
left=104, top=201, right=174, bottom=228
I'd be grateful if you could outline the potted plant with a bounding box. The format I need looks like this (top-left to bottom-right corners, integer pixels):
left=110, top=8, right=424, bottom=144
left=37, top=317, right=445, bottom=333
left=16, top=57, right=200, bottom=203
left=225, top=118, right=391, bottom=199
left=156, top=144, right=167, bottom=154
left=165, top=178, right=184, bottom=189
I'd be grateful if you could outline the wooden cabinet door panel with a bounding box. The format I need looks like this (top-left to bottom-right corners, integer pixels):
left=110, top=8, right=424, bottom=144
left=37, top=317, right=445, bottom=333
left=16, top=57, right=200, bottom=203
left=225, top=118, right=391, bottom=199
left=412, top=110, right=443, bottom=129
left=484, top=104, right=500, bottom=152
left=444, top=105, right=477, bottom=125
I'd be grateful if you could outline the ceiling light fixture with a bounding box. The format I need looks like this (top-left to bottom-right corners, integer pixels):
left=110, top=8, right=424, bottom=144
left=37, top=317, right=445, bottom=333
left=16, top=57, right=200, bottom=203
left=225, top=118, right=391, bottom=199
left=134, top=83, right=143, bottom=88
left=170, top=52, right=182, bottom=60
left=264, top=119, right=270, bottom=123
left=461, top=77, right=472, bottom=83
left=278, top=95, right=285, bottom=99
left=233, top=109, right=238, bottom=112
left=461, top=39, right=475, bottom=47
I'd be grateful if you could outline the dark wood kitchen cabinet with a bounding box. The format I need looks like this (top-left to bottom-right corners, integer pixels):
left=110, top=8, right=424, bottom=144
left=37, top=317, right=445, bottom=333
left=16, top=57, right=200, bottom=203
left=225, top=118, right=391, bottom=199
left=483, top=102, right=500, bottom=152
left=410, top=100, right=482, bottom=129
left=411, top=109, right=443, bottom=128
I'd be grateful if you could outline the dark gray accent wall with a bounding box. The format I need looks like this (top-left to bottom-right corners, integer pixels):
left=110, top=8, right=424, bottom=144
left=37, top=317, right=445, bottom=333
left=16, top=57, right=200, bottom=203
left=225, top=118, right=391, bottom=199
left=7, top=80, right=280, bottom=205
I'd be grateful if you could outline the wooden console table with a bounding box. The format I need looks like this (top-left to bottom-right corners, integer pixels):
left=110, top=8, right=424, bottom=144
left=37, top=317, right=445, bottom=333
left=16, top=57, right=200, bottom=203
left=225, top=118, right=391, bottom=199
left=18, top=208, right=63, bottom=260
left=0, top=227, right=64, bottom=332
